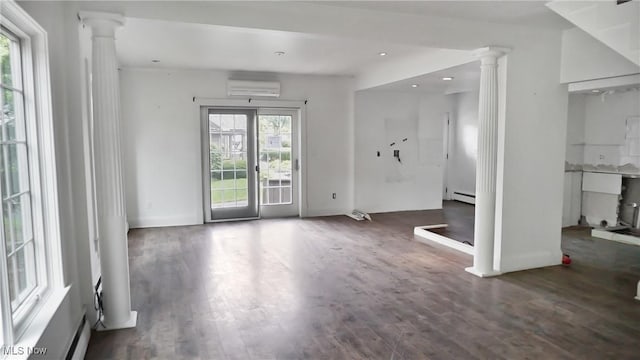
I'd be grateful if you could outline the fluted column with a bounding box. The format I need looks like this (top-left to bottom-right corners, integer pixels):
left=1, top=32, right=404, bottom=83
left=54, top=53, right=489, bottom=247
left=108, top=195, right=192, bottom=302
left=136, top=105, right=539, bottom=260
left=466, top=46, right=509, bottom=278
left=80, top=11, right=137, bottom=329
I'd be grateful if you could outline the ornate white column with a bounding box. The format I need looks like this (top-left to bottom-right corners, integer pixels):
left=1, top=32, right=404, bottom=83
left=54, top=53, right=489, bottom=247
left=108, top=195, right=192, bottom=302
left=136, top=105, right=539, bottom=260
left=466, top=46, right=509, bottom=278
left=80, top=11, right=137, bottom=329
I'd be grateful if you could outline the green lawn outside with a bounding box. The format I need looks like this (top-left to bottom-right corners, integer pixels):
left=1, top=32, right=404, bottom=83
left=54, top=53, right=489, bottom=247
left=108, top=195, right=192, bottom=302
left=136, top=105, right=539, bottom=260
left=211, top=178, right=248, bottom=204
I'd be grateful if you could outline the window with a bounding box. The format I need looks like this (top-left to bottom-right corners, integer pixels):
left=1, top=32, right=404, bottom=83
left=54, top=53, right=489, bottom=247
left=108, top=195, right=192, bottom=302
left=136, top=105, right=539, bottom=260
left=0, top=27, right=41, bottom=325
left=0, top=1, right=64, bottom=347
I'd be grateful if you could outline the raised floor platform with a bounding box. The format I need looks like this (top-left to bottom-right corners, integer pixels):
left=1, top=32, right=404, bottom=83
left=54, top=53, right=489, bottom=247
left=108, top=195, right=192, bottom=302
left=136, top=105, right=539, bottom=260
left=413, top=201, right=475, bottom=254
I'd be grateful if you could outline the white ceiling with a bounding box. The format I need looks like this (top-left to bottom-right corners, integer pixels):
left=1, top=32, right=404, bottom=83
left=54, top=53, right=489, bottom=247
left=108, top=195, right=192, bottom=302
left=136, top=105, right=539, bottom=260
left=319, top=1, right=572, bottom=30
left=115, top=17, right=439, bottom=75
left=368, top=61, right=480, bottom=95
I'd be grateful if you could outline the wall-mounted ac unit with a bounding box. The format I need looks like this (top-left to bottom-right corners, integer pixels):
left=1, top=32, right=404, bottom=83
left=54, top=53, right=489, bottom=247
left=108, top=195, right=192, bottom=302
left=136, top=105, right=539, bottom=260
left=227, top=80, right=281, bottom=97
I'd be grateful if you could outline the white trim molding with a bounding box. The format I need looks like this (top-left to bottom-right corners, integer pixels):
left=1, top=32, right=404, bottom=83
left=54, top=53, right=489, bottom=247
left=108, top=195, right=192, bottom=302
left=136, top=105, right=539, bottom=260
left=128, top=215, right=202, bottom=229
left=414, top=224, right=474, bottom=256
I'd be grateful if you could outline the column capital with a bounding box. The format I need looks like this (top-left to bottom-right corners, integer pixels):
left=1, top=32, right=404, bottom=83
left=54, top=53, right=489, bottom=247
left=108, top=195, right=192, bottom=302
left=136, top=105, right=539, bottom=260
left=79, top=11, right=125, bottom=38
left=473, top=46, right=511, bottom=65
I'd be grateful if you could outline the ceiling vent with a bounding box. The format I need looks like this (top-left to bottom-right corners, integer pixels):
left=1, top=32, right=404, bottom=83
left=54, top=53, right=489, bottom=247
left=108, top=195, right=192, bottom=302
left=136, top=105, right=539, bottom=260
left=227, top=80, right=281, bottom=97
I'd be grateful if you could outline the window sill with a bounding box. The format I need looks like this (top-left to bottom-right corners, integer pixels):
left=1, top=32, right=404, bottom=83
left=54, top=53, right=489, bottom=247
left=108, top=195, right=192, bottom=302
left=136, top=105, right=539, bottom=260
left=1, top=286, right=70, bottom=360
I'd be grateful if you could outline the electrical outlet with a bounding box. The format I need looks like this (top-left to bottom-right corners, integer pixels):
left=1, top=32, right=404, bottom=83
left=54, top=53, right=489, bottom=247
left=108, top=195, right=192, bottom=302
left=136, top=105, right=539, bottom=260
left=599, top=154, right=605, bottom=160
left=332, top=193, right=337, bottom=199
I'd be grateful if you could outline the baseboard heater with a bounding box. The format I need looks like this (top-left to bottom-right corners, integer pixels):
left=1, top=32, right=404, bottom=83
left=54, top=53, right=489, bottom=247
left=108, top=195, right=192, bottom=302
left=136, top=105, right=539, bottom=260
left=452, top=191, right=475, bottom=205
left=66, top=314, right=90, bottom=360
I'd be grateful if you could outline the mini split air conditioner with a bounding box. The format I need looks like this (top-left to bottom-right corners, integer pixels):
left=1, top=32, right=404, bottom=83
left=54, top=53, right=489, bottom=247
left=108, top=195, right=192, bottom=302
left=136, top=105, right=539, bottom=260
left=227, top=80, right=281, bottom=97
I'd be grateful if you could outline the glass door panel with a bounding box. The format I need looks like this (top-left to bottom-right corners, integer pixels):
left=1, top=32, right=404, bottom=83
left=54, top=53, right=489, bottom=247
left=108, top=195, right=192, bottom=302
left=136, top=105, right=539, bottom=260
left=203, top=108, right=258, bottom=221
left=258, top=109, right=299, bottom=217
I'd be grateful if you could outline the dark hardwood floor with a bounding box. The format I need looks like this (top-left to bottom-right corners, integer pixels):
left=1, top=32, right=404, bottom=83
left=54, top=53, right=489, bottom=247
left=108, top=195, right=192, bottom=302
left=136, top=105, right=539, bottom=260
left=86, top=207, right=640, bottom=359
left=420, top=200, right=475, bottom=245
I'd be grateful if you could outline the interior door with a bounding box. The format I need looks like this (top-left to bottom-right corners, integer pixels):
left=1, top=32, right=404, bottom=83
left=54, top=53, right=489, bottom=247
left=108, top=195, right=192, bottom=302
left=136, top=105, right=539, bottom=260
left=203, top=108, right=258, bottom=221
left=258, top=108, right=300, bottom=217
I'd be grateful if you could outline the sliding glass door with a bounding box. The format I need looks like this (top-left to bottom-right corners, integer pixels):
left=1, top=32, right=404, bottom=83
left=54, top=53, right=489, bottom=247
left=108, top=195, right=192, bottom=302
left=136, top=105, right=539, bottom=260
left=202, top=108, right=258, bottom=221
left=258, top=109, right=299, bottom=218
left=202, top=106, right=300, bottom=221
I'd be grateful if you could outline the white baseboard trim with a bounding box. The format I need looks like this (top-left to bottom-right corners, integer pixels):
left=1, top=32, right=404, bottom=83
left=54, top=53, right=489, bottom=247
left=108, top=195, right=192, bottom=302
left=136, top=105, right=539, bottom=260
left=498, top=250, right=562, bottom=273
left=413, top=224, right=474, bottom=255
left=304, top=208, right=350, bottom=217
left=451, top=192, right=476, bottom=205
left=128, top=215, right=202, bottom=229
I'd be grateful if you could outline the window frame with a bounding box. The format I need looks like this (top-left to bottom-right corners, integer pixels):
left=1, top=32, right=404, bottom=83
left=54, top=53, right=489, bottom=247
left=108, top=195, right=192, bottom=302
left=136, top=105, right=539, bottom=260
left=0, top=0, right=64, bottom=347
left=0, top=23, right=45, bottom=343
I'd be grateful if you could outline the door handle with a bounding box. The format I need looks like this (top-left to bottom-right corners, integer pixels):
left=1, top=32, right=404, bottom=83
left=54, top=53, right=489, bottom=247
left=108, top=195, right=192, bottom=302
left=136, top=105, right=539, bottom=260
left=295, top=159, right=299, bottom=171
left=255, top=165, right=259, bottom=172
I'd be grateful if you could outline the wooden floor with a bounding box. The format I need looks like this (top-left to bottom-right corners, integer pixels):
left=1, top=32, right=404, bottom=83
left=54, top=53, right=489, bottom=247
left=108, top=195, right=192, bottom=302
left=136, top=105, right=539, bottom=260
left=86, top=209, right=640, bottom=359
left=421, top=200, right=475, bottom=245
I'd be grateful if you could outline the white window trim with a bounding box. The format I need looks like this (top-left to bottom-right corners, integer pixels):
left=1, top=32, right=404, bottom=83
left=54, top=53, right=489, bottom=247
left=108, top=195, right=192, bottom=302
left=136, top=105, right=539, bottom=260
left=0, top=0, right=66, bottom=355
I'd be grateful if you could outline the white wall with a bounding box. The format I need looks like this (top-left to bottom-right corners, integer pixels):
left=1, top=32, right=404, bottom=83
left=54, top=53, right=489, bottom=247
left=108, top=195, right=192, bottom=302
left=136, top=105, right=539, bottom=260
left=565, top=94, right=587, bottom=166
left=563, top=94, right=587, bottom=227
left=583, top=91, right=640, bottom=166
left=562, top=172, right=583, bottom=227
left=494, top=32, right=568, bottom=273
left=121, top=69, right=355, bottom=227
left=354, top=91, right=449, bottom=213
left=16, top=1, right=88, bottom=359
left=447, top=90, right=479, bottom=197
left=560, top=27, right=640, bottom=84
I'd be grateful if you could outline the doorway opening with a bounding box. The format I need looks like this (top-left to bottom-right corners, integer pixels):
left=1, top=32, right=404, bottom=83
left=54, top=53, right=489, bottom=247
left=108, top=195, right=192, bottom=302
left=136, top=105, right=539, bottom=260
left=202, top=107, right=301, bottom=222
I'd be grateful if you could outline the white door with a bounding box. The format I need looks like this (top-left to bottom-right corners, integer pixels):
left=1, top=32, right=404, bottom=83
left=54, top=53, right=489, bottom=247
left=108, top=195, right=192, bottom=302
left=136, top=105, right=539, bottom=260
left=257, top=108, right=300, bottom=217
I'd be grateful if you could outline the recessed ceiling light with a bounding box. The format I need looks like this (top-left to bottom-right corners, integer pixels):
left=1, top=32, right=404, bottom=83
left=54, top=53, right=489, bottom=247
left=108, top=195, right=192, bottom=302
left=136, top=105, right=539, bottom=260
left=274, top=51, right=285, bottom=56
left=379, top=52, right=387, bottom=56
left=442, top=77, right=454, bottom=81
left=591, top=89, right=601, bottom=93
left=151, top=59, right=160, bottom=63
left=411, top=84, right=419, bottom=88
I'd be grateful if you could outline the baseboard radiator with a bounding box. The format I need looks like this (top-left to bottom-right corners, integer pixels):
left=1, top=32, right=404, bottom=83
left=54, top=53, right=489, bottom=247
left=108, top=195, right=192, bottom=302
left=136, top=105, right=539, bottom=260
left=66, top=315, right=90, bottom=360
left=452, top=191, right=476, bottom=205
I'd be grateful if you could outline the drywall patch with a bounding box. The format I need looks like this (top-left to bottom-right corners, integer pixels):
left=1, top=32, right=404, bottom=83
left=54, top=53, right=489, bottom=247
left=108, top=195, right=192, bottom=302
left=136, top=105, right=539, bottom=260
left=384, top=117, right=418, bottom=183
